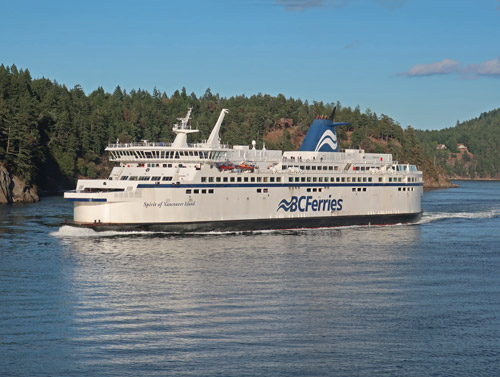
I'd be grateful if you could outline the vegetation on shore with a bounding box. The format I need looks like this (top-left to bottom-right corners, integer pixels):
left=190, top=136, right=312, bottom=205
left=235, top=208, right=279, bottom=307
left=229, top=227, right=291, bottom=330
left=1, top=64, right=498, bottom=196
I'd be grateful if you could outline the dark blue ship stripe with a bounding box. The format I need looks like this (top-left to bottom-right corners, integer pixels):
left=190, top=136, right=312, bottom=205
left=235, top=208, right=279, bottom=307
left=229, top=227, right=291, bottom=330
left=66, top=198, right=108, bottom=202
left=137, top=182, right=423, bottom=189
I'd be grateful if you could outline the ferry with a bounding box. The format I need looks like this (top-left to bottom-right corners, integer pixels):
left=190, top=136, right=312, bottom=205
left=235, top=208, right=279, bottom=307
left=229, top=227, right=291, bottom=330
left=64, top=108, right=423, bottom=232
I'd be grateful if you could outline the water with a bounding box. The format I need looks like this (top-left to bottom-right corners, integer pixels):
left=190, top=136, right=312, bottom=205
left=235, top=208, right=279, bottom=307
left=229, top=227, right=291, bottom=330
left=1, top=181, right=500, bottom=376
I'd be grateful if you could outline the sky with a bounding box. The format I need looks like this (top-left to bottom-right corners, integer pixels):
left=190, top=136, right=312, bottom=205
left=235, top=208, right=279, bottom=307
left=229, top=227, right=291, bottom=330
left=1, top=0, right=499, bottom=130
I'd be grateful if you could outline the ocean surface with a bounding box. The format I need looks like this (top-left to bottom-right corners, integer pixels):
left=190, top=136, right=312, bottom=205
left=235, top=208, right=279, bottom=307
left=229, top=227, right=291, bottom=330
left=1, top=181, right=500, bottom=376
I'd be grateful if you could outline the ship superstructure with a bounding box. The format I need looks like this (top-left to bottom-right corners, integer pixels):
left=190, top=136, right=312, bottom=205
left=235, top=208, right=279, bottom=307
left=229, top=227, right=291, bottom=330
left=64, top=108, right=423, bottom=231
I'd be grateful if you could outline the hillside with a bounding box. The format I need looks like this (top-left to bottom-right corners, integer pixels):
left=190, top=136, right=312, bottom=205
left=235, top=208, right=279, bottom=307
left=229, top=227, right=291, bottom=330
left=416, top=108, right=500, bottom=180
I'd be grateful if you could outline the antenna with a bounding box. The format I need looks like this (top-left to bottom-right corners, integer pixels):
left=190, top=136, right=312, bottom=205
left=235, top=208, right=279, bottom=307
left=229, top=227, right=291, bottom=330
left=328, top=106, right=336, bottom=121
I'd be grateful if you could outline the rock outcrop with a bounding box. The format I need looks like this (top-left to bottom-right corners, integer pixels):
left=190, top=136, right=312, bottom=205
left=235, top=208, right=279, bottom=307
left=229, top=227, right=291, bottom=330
left=423, top=172, right=458, bottom=189
left=0, top=164, right=39, bottom=204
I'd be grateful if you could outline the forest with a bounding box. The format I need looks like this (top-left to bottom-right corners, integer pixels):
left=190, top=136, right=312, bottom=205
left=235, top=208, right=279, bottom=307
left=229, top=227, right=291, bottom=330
left=1, top=64, right=498, bottom=193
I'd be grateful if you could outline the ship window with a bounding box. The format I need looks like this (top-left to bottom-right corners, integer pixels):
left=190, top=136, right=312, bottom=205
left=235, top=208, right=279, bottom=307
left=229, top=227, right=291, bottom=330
left=129, top=176, right=138, bottom=181
left=289, top=177, right=293, bottom=182
left=329, top=166, right=333, bottom=171
left=257, top=177, right=262, bottom=182
left=389, top=178, right=392, bottom=182
left=174, top=152, right=179, bottom=159
left=263, top=177, right=268, bottom=182
left=300, top=166, right=305, bottom=170
left=244, top=177, right=249, bottom=182
left=263, top=188, right=268, bottom=193
left=230, top=177, right=235, bottom=182
left=202, top=189, right=207, bottom=194
left=336, top=177, right=340, bottom=182
left=120, top=176, right=129, bottom=180
left=209, top=177, right=214, bottom=182
left=209, top=189, right=214, bottom=194
left=307, top=177, right=311, bottom=182
left=352, top=188, right=356, bottom=192
left=347, top=177, right=351, bottom=182
left=313, top=188, right=317, bottom=192
left=201, top=177, right=207, bottom=182
left=277, top=177, right=281, bottom=182
left=307, top=188, right=311, bottom=192
left=237, top=177, right=242, bottom=182
left=186, top=189, right=192, bottom=194
left=257, top=189, right=262, bottom=193
left=313, top=177, right=317, bottom=182
left=341, top=177, right=345, bottom=182
left=216, top=177, right=221, bottom=182
left=139, top=176, right=150, bottom=181
left=334, top=166, right=339, bottom=171
left=283, top=165, right=287, bottom=170
left=162, top=176, right=173, bottom=181
left=270, top=177, right=275, bottom=182
left=194, top=189, right=199, bottom=194
left=306, top=166, right=310, bottom=170
left=357, top=188, right=361, bottom=192
left=368, top=178, right=372, bottom=182
left=223, top=177, right=228, bottom=182
left=251, top=177, right=256, bottom=182
left=151, top=176, right=161, bottom=181
left=363, top=177, right=367, bottom=182
left=363, top=188, right=367, bottom=192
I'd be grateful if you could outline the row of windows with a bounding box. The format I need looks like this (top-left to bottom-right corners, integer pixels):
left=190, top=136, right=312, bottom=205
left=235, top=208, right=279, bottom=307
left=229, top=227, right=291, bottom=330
left=185, top=187, right=414, bottom=195
left=186, top=189, right=214, bottom=194
left=283, top=165, right=339, bottom=171
left=283, top=165, right=373, bottom=172
left=288, top=176, right=374, bottom=183
left=121, top=174, right=419, bottom=185
left=201, top=176, right=283, bottom=183
left=121, top=176, right=173, bottom=181
left=113, top=150, right=225, bottom=160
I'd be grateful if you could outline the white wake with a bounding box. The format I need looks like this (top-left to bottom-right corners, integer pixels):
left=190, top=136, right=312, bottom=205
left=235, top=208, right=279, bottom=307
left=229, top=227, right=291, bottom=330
left=419, top=208, right=500, bottom=224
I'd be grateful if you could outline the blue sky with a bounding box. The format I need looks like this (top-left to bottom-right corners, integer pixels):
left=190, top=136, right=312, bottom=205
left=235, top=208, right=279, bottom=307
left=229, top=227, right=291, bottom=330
left=1, top=0, right=499, bottom=130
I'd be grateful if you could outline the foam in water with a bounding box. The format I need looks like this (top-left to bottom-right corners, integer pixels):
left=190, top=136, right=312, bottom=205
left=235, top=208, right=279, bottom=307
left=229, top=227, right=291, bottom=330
left=50, top=225, right=155, bottom=238
left=419, top=207, right=500, bottom=224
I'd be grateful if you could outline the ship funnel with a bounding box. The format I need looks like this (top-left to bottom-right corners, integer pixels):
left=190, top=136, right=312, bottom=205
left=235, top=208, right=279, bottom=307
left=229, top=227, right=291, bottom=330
left=299, top=116, right=349, bottom=152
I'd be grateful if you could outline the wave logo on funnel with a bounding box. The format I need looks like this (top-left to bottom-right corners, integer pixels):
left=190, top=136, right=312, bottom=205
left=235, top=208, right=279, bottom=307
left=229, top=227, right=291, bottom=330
left=315, top=129, right=337, bottom=152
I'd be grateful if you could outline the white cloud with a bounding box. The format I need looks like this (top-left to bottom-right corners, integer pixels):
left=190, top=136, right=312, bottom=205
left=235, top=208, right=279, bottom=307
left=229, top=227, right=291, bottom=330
left=400, top=57, right=500, bottom=79
left=275, top=0, right=407, bottom=11
left=401, top=59, right=461, bottom=77
left=465, top=57, right=500, bottom=77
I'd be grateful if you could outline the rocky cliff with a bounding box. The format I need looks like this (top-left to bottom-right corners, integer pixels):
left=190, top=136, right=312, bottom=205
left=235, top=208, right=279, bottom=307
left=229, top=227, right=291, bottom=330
left=0, top=164, right=39, bottom=204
